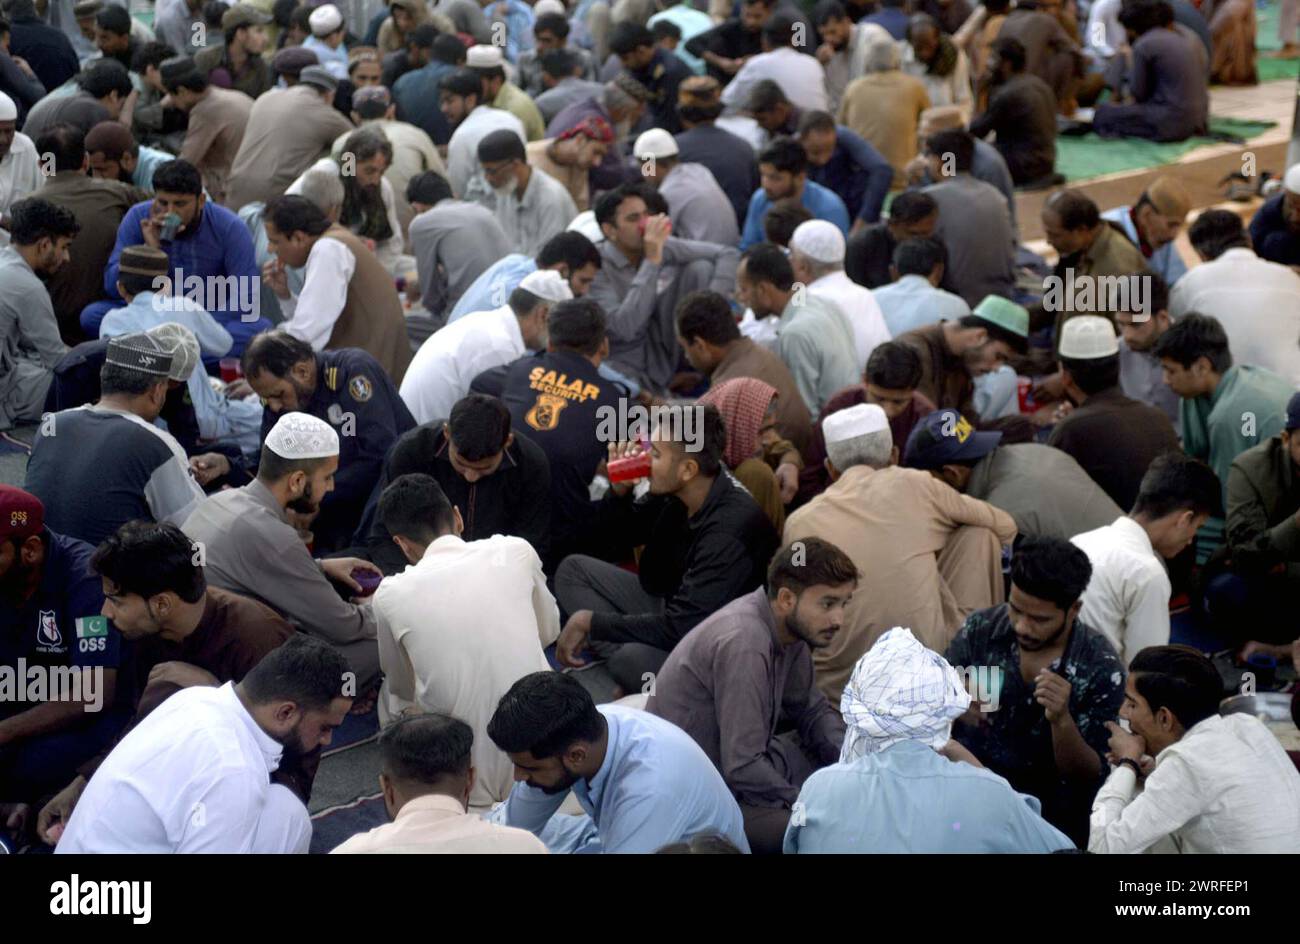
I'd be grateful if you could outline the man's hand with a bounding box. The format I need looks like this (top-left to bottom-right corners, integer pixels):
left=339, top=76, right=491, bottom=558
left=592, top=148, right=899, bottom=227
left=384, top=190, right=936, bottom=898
left=140, top=213, right=164, bottom=249
left=262, top=258, right=290, bottom=299
left=1, top=802, right=30, bottom=837
left=937, top=739, right=984, bottom=767
left=775, top=462, right=798, bottom=503
left=37, top=776, right=87, bottom=845
left=903, top=155, right=929, bottom=185
left=147, top=661, right=220, bottom=690
left=1032, top=370, right=1066, bottom=404
left=815, top=42, right=834, bottom=64
left=1103, top=720, right=1147, bottom=765
left=224, top=379, right=254, bottom=400
left=1034, top=669, right=1072, bottom=724
left=556, top=610, right=595, bottom=667
left=319, top=557, right=381, bottom=596
left=13, top=55, right=34, bottom=78
left=190, top=452, right=231, bottom=487
left=642, top=213, right=671, bottom=265
left=1239, top=639, right=1296, bottom=664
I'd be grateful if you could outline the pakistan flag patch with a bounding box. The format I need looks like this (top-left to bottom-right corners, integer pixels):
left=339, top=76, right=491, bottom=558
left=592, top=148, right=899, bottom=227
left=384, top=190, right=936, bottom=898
left=75, top=616, right=109, bottom=639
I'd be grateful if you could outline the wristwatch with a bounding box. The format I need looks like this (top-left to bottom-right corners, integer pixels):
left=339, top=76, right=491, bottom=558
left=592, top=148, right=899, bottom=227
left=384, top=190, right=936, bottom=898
left=1117, top=757, right=1142, bottom=775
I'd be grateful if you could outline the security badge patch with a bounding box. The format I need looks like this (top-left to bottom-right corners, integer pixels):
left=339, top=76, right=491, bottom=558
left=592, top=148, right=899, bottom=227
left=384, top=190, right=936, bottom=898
left=525, top=367, right=601, bottom=432
left=348, top=376, right=373, bottom=403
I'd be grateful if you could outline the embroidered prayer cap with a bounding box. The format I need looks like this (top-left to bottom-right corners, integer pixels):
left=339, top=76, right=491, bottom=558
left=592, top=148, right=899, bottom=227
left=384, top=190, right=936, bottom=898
left=839, top=627, right=972, bottom=760
left=518, top=268, right=573, bottom=303
left=789, top=219, right=845, bottom=264
left=265, top=411, right=340, bottom=460
left=0, top=485, right=44, bottom=540
left=146, top=323, right=201, bottom=382
left=822, top=403, right=888, bottom=446
left=308, top=3, right=343, bottom=35
left=105, top=332, right=174, bottom=378
left=466, top=44, right=505, bottom=69
left=0, top=92, right=16, bottom=122
left=118, top=245, right=170, bottom=279
left=1058, top=314, right=1119, bottom=359
left=633, top=128, right=678, bottom=160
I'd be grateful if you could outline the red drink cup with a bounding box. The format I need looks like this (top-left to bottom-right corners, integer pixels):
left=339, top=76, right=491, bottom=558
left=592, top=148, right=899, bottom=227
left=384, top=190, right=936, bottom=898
left=219, top=358, right=242, bottom=383
left=1017, top=376, right=1035, bottom=414
left=607, top=451, right=652, bottom=483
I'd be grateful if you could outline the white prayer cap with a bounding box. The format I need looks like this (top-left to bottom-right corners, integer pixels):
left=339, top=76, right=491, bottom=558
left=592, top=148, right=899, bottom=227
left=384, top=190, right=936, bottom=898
left=519, top=268, right=573, bottom=303
left=567, top=209, right=603, bottom=243
left=822, top=403, right=888, bottom=446
left=146, top=322, right=200, bottom=382
left=466, top=44, right=505, bottom=69
left=633, top=128, right=678, bottom=160
left=534, top=0, right=565, bottom=16
left=790, top=219, right=845, bottom=264
left=839, top=627, right=972, bottom=760
left=265, top=411, right=340, bottom=460
left=308, top=3, right=343, bottom=35
left=1058, top=314, right=1119, bottom=359
left=1285, top=163, right=1300, bottom=195
left=0, top=92, right=16, bottom=122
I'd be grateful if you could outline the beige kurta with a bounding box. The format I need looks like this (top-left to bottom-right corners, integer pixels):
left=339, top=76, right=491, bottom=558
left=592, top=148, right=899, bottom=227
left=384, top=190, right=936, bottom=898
left=783, top=463, right=1016, bottom=702
left=838, top=71, right=931, bottom=188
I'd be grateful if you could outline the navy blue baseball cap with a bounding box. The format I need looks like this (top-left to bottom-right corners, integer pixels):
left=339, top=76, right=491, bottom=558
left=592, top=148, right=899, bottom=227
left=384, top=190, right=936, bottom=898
left=1287, top=391, right=1300, bottom=431
left=903, top=409, right=1002, bottom=470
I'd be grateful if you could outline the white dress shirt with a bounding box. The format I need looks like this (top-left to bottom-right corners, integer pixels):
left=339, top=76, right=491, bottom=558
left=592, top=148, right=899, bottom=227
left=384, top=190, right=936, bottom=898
left=331, top=793, right=548, bottom=853
left=57, top=683, right=312, bottom=854
left=446, top=105, right=527, bottom=199
left=399, top=303, right=528, bottom=424
left=1169, top=247, right=1300, bottom=385
left=0, top=133, right=41, bottom=215
left=721, top=46, right=829, bottom=113
left=280, top=236, right=357, bottom=351
left=374, top=533, right=560, bottom=810
left=1089, top=713, right=1300, bottom=853
left=1071, top=516, right=1171, bottom=667
left=808, top=269, right=892, bottom=370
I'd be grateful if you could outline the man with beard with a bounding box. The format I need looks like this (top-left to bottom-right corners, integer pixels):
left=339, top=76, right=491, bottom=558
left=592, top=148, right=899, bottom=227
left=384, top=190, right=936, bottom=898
left=261, top=195, right=413, bottom=385
left=0, top=92, right=41, bottom=222
left=475, top=128, right=577, bottom=258
left=647, top=539, right=852, bottom=854
left=82, top=160, right=270, bottom=358
left=289, top=128, right=405, bottom=276
left=182, top=412, right=384, bottom=691
left=0, top=486, right=131, bottom=807
left=56, top=635, right=350, bottom=853
left=487, top=670, right=749, bottom=853
left=0, top=198, right=75, bottom=430
left=945, top=537, right=1126, bottom=846
left=218, top=331, right=415, bottom=554
left=34, top=520, right=297, bottom=845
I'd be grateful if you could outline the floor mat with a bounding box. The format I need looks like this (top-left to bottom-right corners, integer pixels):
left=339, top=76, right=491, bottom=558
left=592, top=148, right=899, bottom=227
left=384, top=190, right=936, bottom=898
left=1055, top=117, right=1277, bottom=180
left=323, top=706, right=379, bottom=755
left=309, top=794, right=387, bottom=854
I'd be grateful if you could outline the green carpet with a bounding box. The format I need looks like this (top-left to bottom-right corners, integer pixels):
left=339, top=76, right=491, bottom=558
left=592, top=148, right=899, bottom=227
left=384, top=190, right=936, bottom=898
left=1056, top=117, right=1276, bottom=180
left=1257, top=0, right=1300, bottom=79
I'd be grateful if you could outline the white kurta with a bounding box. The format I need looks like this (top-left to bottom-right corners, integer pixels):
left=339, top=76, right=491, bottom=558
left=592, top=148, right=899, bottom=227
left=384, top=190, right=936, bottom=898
left=374, top=533, right=559, bottom=810
left=808, top=270, right=892, bottom=370
left=399, top=303, right=526, bottom=424
left=57, top=683, right=311, bottom=854
left=1071, top=516, right=1171, bottom=667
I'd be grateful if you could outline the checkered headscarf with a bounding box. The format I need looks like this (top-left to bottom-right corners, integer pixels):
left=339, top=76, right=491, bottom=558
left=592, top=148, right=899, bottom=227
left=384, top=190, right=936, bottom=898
left=839, top=627, right=972, bottom=761
left=698, top=377, right=776, bottom=469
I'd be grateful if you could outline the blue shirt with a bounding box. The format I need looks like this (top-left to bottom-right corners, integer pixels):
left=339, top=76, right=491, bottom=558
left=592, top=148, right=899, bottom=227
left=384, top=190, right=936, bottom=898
left=873, top=274, right=970, bottom=336
left=448, top=253, right=536, bottom=323
left=99, top=292, right=265, bottom=459
left=740, top=180, right=850, bottom=250
left=648, top=4, right=712, bottom=75
left=393, top=60, right=457, bottom=145
left=808, top=127, right=893, bottom=224
left=861, top=6, right=908, bottom=39
left=0, top=529, right=126, bottom=717
left=1247, top=193, right=1300, bottom=268
left=484, top=0, right=535, bottom=62
left=302, top=36, right=349, bottom=80
left=132, top=145, right=175, bottom=194
left=493, top=704, right=750, bottom=854
left=784, top=740, right=1075, bottom=853
left=94, top=201, right=269, bottom=356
